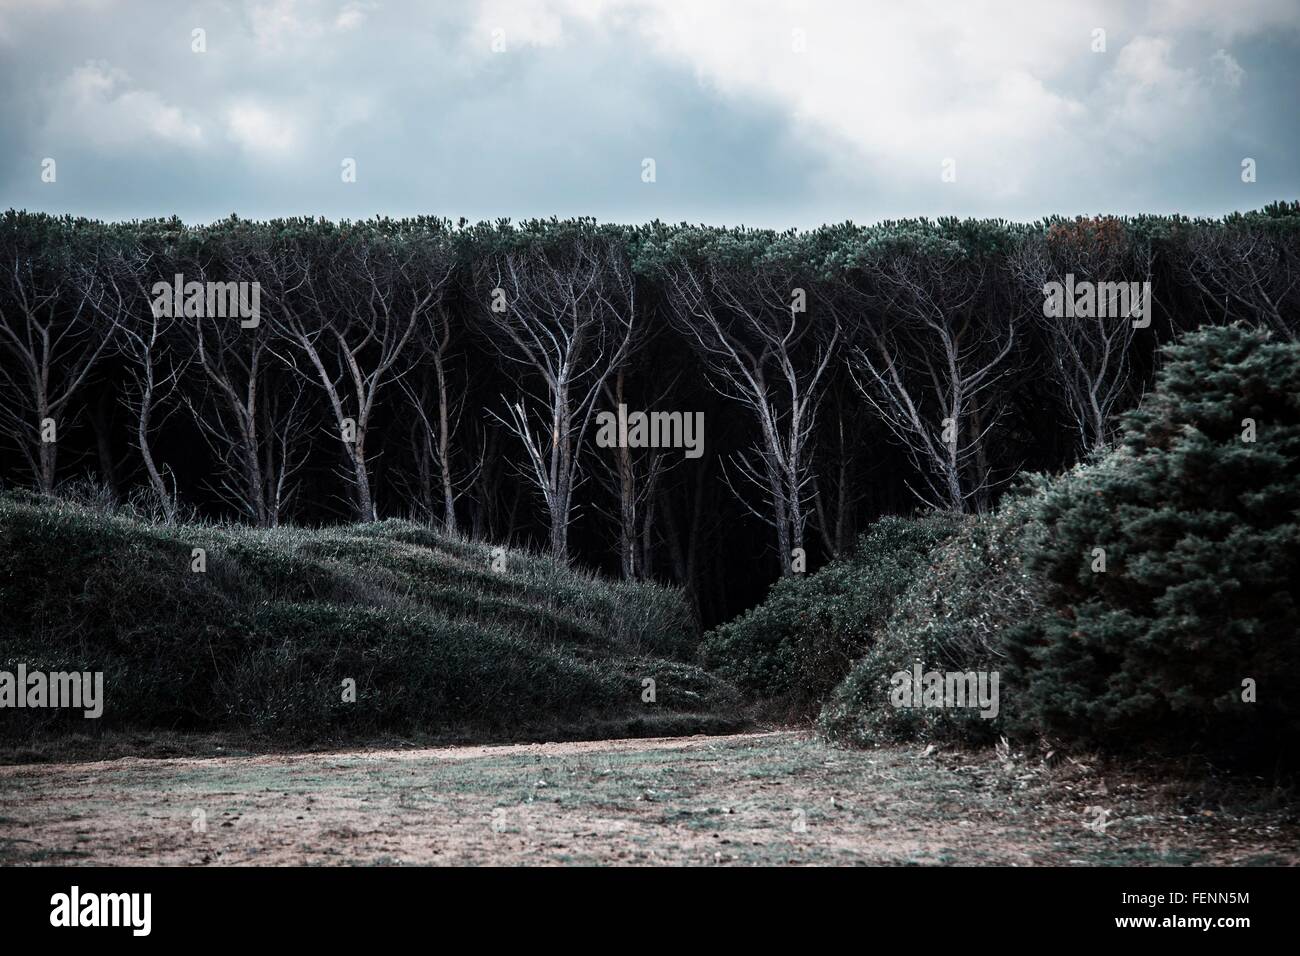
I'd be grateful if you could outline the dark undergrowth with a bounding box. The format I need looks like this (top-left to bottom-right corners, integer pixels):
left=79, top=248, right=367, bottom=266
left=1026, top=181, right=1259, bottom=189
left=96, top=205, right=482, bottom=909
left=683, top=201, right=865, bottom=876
left=0, top=492, right=746, bottom=761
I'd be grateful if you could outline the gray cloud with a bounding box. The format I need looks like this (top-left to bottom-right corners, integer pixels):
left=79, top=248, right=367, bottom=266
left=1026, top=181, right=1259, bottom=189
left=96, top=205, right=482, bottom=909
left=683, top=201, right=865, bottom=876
left=1, top=0, right=1296, bottom=226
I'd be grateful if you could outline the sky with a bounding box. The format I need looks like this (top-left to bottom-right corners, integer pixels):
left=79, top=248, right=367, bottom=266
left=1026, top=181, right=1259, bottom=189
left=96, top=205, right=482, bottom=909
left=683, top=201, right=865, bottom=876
left=1, top=0, right=1297, bottom=228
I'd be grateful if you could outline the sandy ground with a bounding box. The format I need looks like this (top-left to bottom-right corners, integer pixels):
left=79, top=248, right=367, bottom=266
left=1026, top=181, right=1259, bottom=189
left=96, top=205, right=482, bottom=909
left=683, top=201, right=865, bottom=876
left=1, top=731, right=1296, bottom=865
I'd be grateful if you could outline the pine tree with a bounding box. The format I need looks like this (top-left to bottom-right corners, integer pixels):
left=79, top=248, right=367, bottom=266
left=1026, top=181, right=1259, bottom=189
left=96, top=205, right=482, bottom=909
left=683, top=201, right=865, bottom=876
left=1006, top=324, right=1300, bottom=760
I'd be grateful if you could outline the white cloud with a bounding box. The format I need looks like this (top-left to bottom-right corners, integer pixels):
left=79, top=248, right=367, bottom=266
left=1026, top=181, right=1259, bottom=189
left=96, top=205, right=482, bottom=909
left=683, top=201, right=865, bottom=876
left=248, top=0, right=376, bottom=52
left=467, top=0, right=572, bottom=51
left=45, top=60, right=203, bottom=150
left=460, top=0, right=1279, bottom=201
left=249, top=0, right=318, bottom=52
left=1112, top=35, right=1186, bottom=88
left=577, top=1, right=1100, bottom=197
left=1210, top=49, right=1246, bottom=88
left=1148, top=0, right=1300, bottom=40
left=1100, top=36, right=1203, bottom=146
left=225, top=102, right=296, bottom=158
left=335, top=2, right=372, bottom=32
left=3, top=0, right=1296, bottom=222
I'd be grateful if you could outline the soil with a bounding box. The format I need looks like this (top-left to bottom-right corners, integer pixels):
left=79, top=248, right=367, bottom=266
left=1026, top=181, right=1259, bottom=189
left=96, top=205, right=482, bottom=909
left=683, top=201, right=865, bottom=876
left=2, top=731, right=1296, bottom=865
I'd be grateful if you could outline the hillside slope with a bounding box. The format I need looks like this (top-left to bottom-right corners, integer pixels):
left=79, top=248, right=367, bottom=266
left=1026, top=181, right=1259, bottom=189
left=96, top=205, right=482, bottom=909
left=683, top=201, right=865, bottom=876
left=0, top=493, right=743, bottom=754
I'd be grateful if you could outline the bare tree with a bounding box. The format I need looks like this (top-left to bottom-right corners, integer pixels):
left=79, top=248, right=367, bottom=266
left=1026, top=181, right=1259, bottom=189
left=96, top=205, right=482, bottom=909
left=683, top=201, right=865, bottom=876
left=158, top=229, right=310, bottom=525
left=107, top=255, right=188, bottom=520
left=395, top=301, right=477, bottom=532
left=267, top=224, right=455, bottom=522
left=591, top=367, right=679, bottom=579
left=809, top=374, right=870, bottom=557
left=477, top=231, right=639, bottom=562
left=839, top=244, right=1019, bottom=513
left=0, top=214, right=115, bottom=493
left=185, top=314, right=310, bottom=526
left=1180, top=216, right=1300, bottom=339
left=662, top=251, right=839, bottom=574
left=1012, top=218, right=1148, bottom=453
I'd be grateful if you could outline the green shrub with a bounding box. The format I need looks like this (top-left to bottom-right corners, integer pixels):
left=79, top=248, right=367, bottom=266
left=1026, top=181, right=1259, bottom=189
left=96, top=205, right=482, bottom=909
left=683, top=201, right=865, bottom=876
left=217, top=602, right=627, bottom=734
left=820, top=489, right=1045, bottom=746
left=701, top=513, right=962, bottom=717
left=0, top=496, right=737, bottom=746
left=823, top=326, right=1300, bottom=763
left=1002, top=324, right=1300, bottom=761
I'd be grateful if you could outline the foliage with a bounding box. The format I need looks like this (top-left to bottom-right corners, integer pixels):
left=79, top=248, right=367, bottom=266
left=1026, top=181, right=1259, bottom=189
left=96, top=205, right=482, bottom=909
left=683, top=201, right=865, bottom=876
left=819, top=488, right=1046, bottom=746
left=0, top=494, right=739, bottom=745
left=822, top=324, right=1300, bottom=766
left=1001, top=324, right=1300, bottom=761
left=701, top=513, right=962, bottom=717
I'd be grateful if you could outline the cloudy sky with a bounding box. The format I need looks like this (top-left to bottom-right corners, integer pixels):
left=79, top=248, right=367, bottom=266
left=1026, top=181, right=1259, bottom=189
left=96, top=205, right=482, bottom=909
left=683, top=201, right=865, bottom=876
left=1, top=0, right=1297, bottom=227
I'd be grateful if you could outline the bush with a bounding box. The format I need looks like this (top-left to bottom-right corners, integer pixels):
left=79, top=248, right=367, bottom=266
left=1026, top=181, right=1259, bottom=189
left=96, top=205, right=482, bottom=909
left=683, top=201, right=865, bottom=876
left=820, top=489, right=1046, bottom=746
left=1001, top=324, right=1300, bottom=761
left=823, top=325, right=1300, bottom=764
left=701, top=513, right=961, bottom=717
left=0, top=495, right=739, bottom=746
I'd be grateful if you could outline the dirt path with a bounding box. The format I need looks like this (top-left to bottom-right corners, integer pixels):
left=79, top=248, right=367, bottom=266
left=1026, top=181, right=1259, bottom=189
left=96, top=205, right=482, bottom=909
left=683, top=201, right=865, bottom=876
left=2, top=731, right=1295, bottom=865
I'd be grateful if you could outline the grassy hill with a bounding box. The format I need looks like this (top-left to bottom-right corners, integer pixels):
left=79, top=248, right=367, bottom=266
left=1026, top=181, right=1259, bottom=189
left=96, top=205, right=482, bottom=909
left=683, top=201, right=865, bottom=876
left=0, top=491, right=743, bottom=757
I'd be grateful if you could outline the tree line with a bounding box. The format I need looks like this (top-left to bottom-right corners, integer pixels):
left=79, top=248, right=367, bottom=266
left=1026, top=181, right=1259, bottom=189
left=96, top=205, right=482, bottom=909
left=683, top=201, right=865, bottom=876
left=2, top=203, right=1297, bottom=625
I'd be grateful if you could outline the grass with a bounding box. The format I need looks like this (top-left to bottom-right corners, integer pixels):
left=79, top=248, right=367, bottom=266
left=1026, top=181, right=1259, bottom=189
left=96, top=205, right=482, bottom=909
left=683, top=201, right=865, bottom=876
left=0, top=491, right=744, bottom=757
left=2, top=731, right=1295, bottom=865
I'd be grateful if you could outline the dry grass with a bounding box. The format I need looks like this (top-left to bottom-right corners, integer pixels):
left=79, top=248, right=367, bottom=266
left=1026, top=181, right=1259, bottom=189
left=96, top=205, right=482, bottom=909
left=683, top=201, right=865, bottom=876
left=2, top=731, right=1295, bottom=866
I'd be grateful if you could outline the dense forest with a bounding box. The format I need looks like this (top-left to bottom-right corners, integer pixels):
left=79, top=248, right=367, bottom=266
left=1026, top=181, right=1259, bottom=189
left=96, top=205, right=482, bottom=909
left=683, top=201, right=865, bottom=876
left=2, top=203, right=1297, bottom=626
